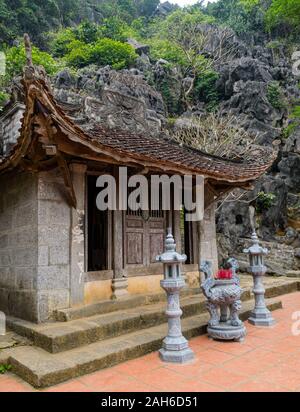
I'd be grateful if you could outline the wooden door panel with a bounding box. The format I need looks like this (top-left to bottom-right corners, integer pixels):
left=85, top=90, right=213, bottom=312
left=126, top=232, right=143, bottom=264
left=125, top=213, right=166, bottom=267
left=149, top=233, right=164, bottom=263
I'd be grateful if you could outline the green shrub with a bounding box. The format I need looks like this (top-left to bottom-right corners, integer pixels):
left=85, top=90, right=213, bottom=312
left=291, top=105, right=300, bottom=119
left=49, top=28, right=76, bottom=58
left=5, top=45, right=62, bottom=78
left=64, top=40, right=92, bottom=68
left=0, top=364, right=11, bottom=374
left=0, top=90, right=9, bottom=108
left=149, top=39, right=187, bottom=67
left=194, top=69, right=219, bottom=111
left=64, top=38, right=137, bottom=70
left=89, top=38, right=137, bottom=70
left=267, top=81, right=286, bottom=110
left=75, top=21, right=99, bottom=44
left=255, top=192, right=276, bottom=213
left=98, top=17, right=129, bottom=42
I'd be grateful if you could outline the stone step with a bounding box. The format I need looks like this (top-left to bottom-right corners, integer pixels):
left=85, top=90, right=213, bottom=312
left=6, top=293, right=208, bottom=354
left=54, top=287, right=202, bottom=322
left=286, top=271, right=300, bottom=278
left=7, top=279, right=299, bottom=354
left=7, top=297, right=282, bottom=388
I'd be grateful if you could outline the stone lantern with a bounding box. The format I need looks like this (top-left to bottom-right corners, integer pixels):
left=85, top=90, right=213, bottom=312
left=156, top=228, right=195, bottom=363
left=244, top=231, right=275, bottom=326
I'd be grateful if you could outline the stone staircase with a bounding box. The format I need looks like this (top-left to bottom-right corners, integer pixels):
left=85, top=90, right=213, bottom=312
left=3, top=278, right=299, bottom=388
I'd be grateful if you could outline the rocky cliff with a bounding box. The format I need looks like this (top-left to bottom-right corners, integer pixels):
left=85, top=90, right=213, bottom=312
left=52, top=23, right=300, bottom=275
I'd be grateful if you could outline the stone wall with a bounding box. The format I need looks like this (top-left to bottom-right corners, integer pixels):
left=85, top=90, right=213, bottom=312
left=0, top=172, right=39, bottom=321
left=0, top=169, right=71, bottom=323
left=37, top=170, right=71, bottom=321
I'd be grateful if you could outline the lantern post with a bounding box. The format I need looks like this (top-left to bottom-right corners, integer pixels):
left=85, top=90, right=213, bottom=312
left=244, top=231, right=275, bottom=326
left=156, top=228, right=195, bottom=363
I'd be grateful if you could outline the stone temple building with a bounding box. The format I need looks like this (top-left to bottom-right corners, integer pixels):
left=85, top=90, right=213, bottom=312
left=0, top=39, right=276, bottom=324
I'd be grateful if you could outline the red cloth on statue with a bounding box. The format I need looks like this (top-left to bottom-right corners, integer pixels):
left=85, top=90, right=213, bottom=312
left=216, top=269, right=232, bottom=279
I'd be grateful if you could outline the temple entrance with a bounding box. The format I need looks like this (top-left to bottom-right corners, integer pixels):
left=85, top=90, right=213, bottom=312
left=87, top=175, right=109, bottom=271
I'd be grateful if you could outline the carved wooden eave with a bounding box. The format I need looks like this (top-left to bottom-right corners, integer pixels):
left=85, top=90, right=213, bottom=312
left=0, top=35, right=277, bottom=209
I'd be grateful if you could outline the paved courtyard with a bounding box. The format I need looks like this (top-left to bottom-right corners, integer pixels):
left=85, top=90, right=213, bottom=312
left=1, top=291, right=300, bottom=392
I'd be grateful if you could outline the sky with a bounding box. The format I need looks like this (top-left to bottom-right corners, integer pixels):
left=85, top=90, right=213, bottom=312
left=167, top=0, right=219, bottom=6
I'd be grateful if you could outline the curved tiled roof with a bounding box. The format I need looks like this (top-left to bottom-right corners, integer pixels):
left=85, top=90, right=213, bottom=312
left=83, top=124, right=276, bottom=183
left=0, top=68, right=277, bottom=185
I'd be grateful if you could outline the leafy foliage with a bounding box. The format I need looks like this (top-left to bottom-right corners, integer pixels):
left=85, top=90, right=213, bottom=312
left=0, top=0, right=83, bottom=47
left=89, top=38, right=137, bottom=69
left=266, top=0, right=300, bottom=32
left=5, top=44, right=62, bottom=78
left=0, top=90, right=9, bottom=108
left=239, top=0, right=300, bottom=33
left=0, top=364, right=11, bottom=374
left=255, top=192, right=276, bottom=213
left=204, top=0, right=265, bottom=35
left=64, top=38, right=137, bottom=70
left=266, top=81, right=286, bottom=110
left=0, top=0, right=159, bottom=46
left=194, top=70, right=220, bottom=111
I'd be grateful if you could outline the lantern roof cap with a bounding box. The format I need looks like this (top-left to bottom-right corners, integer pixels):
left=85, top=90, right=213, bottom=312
left=243, top=231, right=268, bottom=255
left=156, top=228, right=187, bottom=264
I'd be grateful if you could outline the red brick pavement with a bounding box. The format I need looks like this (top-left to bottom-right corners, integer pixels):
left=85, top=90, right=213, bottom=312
left=0, top=291, right=300, bottom=392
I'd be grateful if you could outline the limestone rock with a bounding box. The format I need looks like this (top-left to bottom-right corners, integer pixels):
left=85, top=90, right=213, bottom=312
left=53, top=66, right=166, bottom=137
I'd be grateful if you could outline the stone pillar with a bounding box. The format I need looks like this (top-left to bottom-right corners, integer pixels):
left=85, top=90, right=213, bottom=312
left=111, top=209, right=128, bottom=299
left=173, top=209, right=182, bottom=254
left=199, top=203, right=218, bottom=275
left=70, top=163, right=87, bottom=306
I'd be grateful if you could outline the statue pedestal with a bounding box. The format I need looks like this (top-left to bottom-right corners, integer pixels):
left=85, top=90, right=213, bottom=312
left=208, top=321, right=246, bottom=342
left=201, top=278, right=246, bottom=342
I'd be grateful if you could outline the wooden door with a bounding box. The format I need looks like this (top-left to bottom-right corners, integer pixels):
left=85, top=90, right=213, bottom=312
left=125, top=210, right=165, bottom=268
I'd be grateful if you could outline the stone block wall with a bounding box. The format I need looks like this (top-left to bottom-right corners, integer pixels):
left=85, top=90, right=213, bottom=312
left=0, top=169, right=72, bottom=323
left=0, top=172, right=39, bottom=321
left=37, top=170, right=71, bottom=321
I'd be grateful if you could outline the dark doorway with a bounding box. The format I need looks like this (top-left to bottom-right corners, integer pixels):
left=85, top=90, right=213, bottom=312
left=87, top=175, right=108, bottom=271
left=180, top=208, right=194, bottom=264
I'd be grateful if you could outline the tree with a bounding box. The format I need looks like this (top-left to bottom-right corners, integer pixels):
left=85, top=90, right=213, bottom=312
left=172, top=112, right=257, bottom=159
left=154, top=9, right=215, bottom=108
left=204, top=0, right=265, bottom=35
left=239, top=0, right=300, bottom=33
left=265, top=0, right=300, bottom=32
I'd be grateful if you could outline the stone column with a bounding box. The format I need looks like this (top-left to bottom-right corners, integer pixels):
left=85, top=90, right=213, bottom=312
left=111, top=209, right=128, bottom=299
left=70, top=163, right=87, bottom=306
left=111, top=167, right=128, bottom=298
left=173, top=209, right=182, bottom=254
